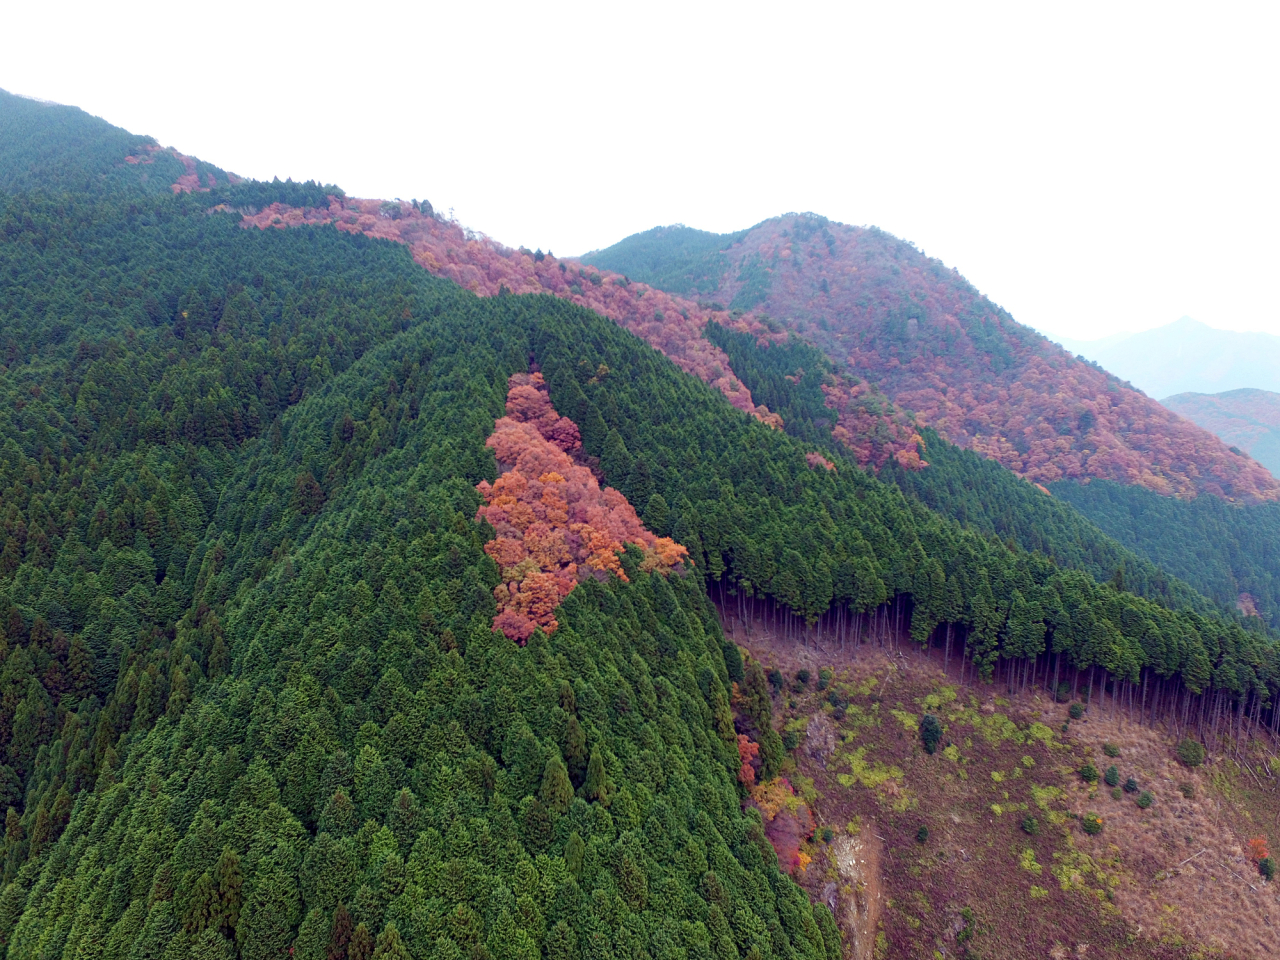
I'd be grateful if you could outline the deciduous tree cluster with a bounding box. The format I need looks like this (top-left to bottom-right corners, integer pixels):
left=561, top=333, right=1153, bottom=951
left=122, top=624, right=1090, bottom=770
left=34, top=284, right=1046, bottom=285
left=585, top=214, right=1280, bottom=501
left=238, top=199, right=789, bottom=426
left=477, top=374, right=687, bottom=642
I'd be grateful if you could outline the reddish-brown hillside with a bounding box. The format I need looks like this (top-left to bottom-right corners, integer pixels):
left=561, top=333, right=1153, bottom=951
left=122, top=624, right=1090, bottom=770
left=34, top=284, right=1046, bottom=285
left=237, top=199, right=927, bottom=469
left=240, top=199, right=764, bottom=417
left=1162, top=388, right=1280, bottom=479
left=588, top=216, right=1280, bottom=501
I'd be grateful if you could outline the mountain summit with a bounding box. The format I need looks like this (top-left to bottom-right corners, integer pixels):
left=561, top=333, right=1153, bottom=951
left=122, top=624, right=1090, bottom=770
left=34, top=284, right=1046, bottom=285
left=584, top=218, right=1278, bottom=501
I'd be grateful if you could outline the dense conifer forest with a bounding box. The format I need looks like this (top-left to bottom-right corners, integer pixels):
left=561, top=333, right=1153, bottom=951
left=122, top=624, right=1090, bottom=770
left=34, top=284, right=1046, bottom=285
left=1052, top=478, right=1280, bottom=625
left=593, top=220, right=1280, bottom=632
left=3, top=89, right=1280, bottom=960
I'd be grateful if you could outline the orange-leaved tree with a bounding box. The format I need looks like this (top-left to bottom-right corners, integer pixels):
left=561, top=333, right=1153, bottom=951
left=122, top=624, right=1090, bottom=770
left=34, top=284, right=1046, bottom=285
left=478, top=373, right=687, bottom=642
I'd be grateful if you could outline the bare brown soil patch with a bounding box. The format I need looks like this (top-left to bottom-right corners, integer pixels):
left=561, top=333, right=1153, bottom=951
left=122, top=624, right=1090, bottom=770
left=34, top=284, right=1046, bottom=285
left=724, top=608, right=1280, bottom=958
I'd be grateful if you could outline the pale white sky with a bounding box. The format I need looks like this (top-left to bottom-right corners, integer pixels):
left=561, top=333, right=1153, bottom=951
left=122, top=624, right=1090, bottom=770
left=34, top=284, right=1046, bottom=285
left=5, top=1, right=1278, bottom=340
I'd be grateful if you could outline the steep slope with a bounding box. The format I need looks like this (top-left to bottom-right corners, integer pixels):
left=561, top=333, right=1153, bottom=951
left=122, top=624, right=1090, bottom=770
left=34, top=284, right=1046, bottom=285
left=239, top=199, right=764, bottom=422
left=1062, top=318, right=1280, bottom=399
left=3, top=175, right=1250, bottom=958
left=222, top=178, right=1278, bottom=662
left=0, top=97, right=843, bottom=957
left=700, top=319, right=1239, bottom=619
left=1052, top=478, right=1280, bottom=624
left=1162, top=387, right=1280, bottom=477
left=0, top=87, right=225, bottom=196
left=229, top=200, right=1270, bottom=619
left=0, top=191, right=841, bottom=959
left=583, top=218, right=1279, bottom=502
left=739, top=636, right=1280, bottom=960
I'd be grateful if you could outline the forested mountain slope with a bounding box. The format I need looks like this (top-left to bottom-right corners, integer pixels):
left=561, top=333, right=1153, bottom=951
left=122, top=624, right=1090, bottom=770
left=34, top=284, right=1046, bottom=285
left=584, top=218, right=1278, bottom=502
left=1052, top=479, right=1280, bottom=625
left=0, top=171, right=838, bottom=957
left=1163, top=387, right=1280, bottom=477
left=4, top=91, right=1280, bottom=960
left=578, top=225, right=749, bottom=298
left=697, top=323, right=1215, bottom=614
left=218, top=174, right=1272, bottom=624
left=232, top=200, right=928, bottom=470
left=0, top=88, right=226, bottom=196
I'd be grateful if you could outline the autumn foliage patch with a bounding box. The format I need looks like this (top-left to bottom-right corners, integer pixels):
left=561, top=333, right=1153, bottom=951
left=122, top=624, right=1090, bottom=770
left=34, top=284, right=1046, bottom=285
left=1248, top=835, right=1270, bottom=865
left=712, top=215, right=1279, bottom=500
left=750, top=776, right=816, bottom=876
left=737, top=734, right=761, bottom=788
left=477, top=373, right=688, bottom=642
left=240, top=200, right=779, bottom=421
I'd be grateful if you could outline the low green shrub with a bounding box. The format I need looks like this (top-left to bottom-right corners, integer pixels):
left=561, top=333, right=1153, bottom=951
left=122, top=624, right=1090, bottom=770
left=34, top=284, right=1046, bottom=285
left=1055, top=681, right=1072, bottom=703
left=921, top=714, right=943, bottom=755
left=821, top=827, right=834, bottom=844
left=1176, top=738, right=1206, bottom=768
left=1104, top=765, right=1119, bottom=787
left=795, top=669, right=811, bottom=689
left=1124, top=777, right=1139, bottom=794
left=916, top=826, right=929, bottom=843
left=1136, top=791, right=1154, bottom=809
left=1178, top=783, right=1194, bottom=799
left=817, top=668, right=833, bottom=691
left=1069, top=703, right=1085, bottom=720
left=1021, top=816, right=1039, bottom=836
left=1102, top=742, right=1120, bottom=758
left=1110, top=788, right=1123, bottom=800
left=1081, top=813, right=1103, bottom=835
left=1079, top=762, right=1099, bottom=784
left=1260, top=857, right=1276, bottom=881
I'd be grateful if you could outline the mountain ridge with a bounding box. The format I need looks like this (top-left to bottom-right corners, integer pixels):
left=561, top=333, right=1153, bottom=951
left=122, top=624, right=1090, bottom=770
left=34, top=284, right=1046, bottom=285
left=1058, top=317, right=1280, bottom=399
left=583, top=220, right=1278, bottom=501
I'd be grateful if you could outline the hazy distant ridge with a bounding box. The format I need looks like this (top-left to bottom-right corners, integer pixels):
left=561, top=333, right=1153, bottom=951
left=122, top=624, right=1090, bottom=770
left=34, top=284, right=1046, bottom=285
left=1056, top=316, right=1280, bottom=398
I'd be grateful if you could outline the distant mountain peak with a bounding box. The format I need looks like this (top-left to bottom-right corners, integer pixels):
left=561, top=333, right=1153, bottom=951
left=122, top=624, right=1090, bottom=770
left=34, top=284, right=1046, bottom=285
left=1061, top=317, right=1280, bottom=400
left=584, top=217, right=1279, bottom=501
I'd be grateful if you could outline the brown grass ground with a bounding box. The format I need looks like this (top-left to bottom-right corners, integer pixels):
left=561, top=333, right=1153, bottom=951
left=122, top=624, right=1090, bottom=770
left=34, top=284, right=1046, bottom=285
left=723, top=609, right=1280, bottom=959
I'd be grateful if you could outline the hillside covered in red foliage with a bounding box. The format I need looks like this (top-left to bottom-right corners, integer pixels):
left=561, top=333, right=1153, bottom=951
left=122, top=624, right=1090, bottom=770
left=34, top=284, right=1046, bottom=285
left=476, top=373, right=688, bottom=642
left=240, top=200, right=767, bottom=415
left=1162, top=388, right=1280, bottom=479
left=237, top=199, right=934, bottom=471
left=587, top=217, right=1280, bottom=501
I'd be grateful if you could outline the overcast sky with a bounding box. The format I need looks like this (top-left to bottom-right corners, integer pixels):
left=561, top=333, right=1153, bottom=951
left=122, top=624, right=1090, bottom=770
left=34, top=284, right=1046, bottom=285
left=5, top=1, right=1277, bottom=341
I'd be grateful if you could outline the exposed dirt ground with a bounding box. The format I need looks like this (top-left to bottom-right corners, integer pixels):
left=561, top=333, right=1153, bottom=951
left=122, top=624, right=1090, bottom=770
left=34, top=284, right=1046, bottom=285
left=720, top=607, right=1280, bottom=959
